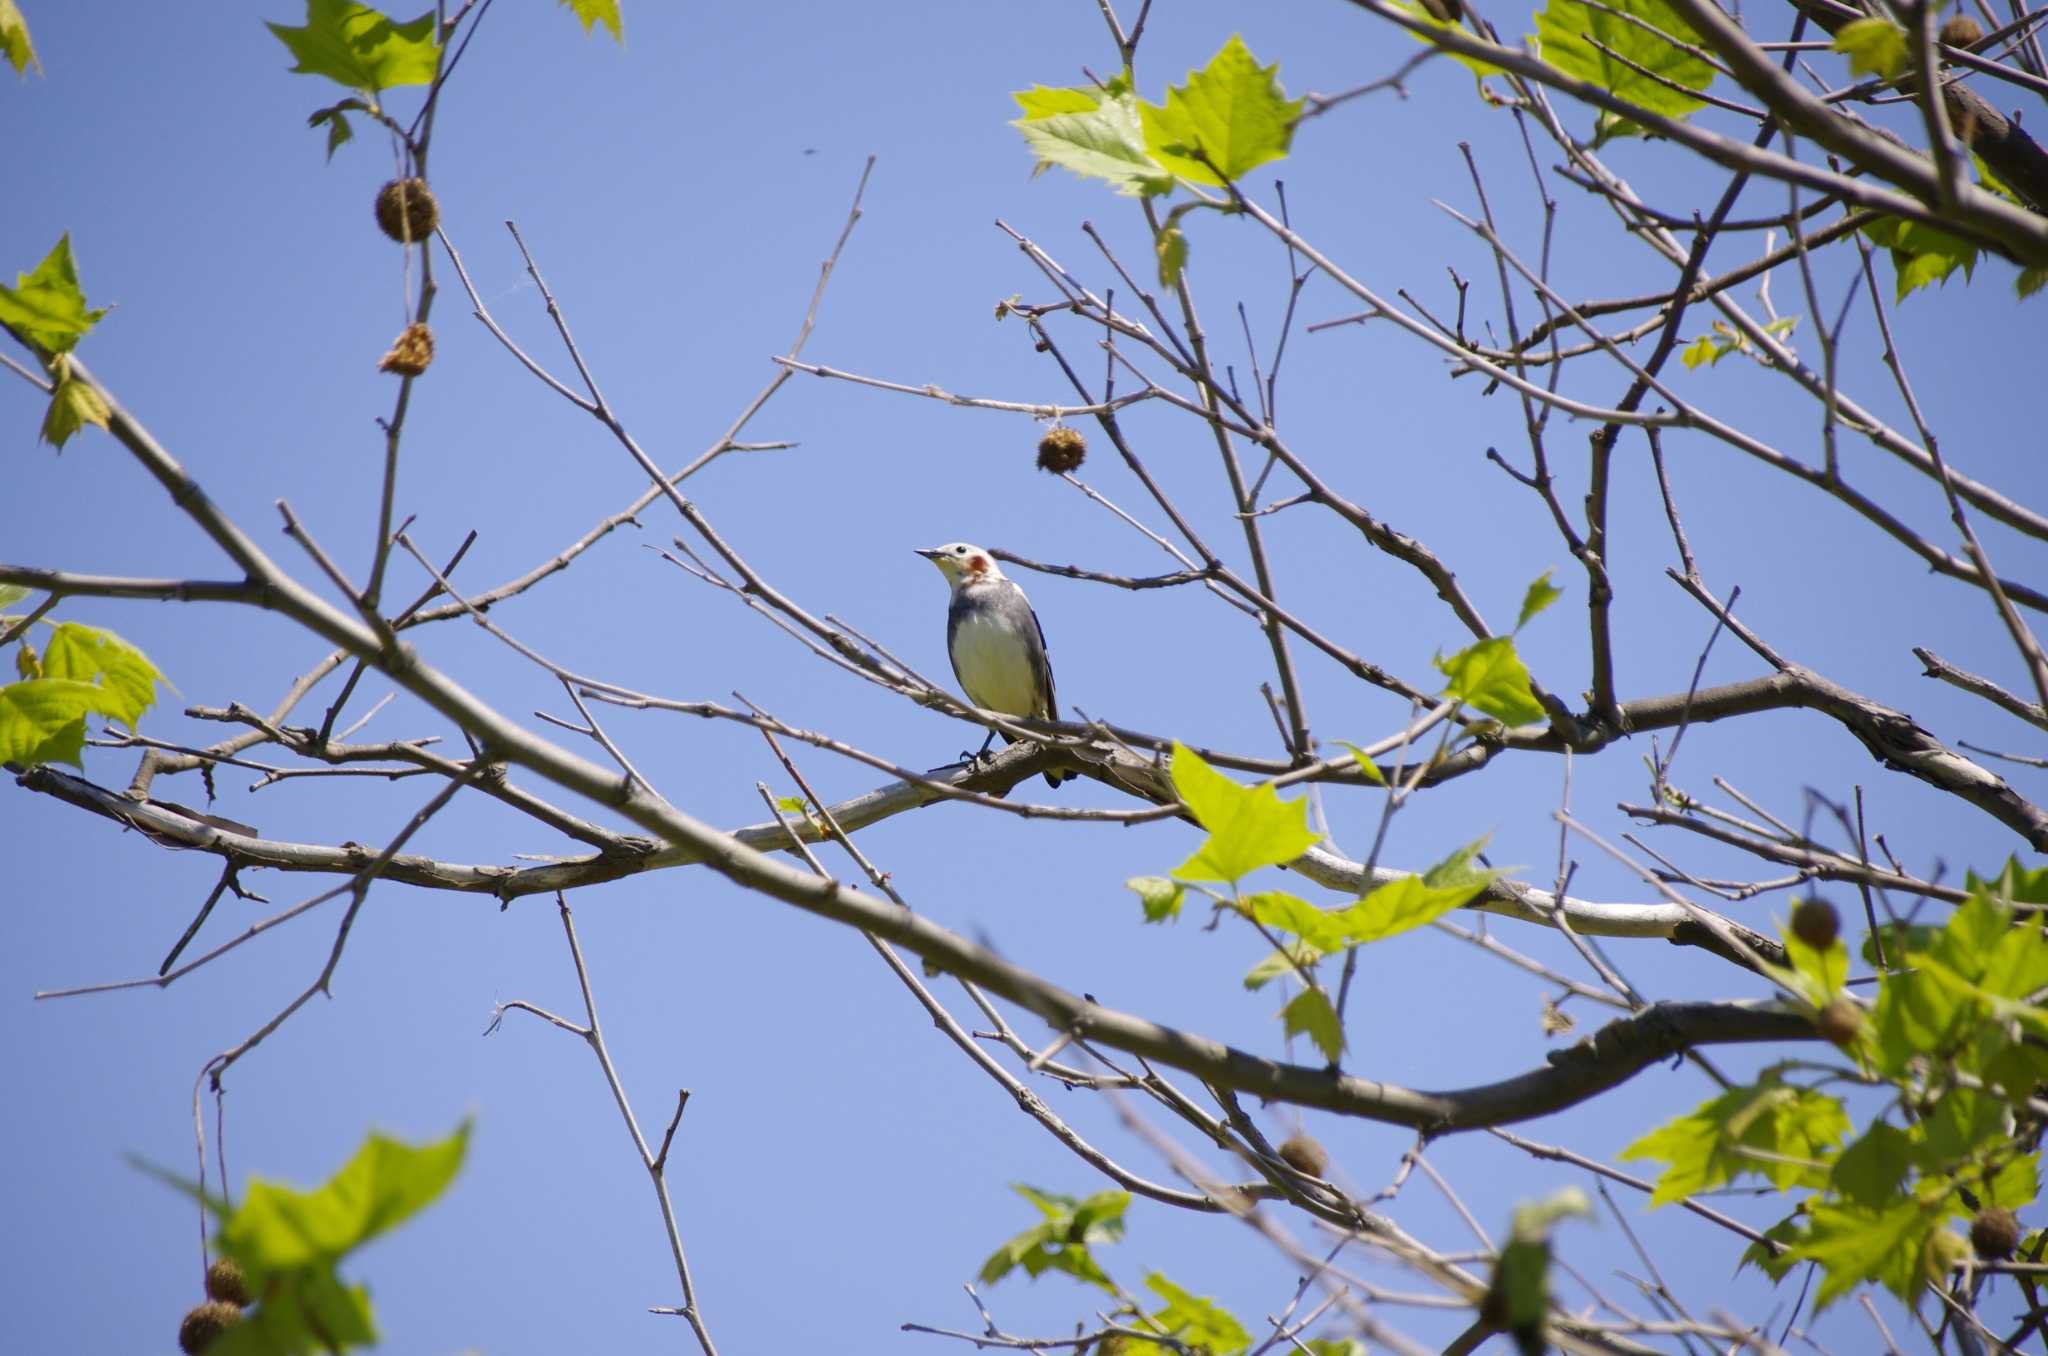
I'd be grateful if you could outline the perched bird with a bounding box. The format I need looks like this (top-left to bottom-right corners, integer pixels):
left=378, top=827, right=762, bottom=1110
left=916, top=542, right=1071, bottom=788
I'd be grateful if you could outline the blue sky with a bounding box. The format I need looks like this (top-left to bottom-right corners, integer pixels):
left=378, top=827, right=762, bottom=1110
left=5, top=1, right=2044, bottom=1352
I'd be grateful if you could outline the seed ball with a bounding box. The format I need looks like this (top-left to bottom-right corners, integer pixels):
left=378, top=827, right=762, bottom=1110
left=179, top=1300, right=243, bottom=1355
left=1814, top=998, right=1863, bottom=1046
left=379, top=322, right=435, bottom=376
left=1971, top=1206, right=2022, bottom=1260
left=1036, top=425, right=1087, bottom=474
left=1940, top=14, right=1983, bottom=48
left=1791, top=896, right=1840, bottom=950
left=1277, top=1132, right=1330, bottom=1178
left=204, top=1258, right=250, bottom=1307
left=374, top=177, right=440, bottom=244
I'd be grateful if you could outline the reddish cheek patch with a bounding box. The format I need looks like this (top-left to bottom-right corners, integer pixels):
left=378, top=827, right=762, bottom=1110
left=966, top=555, right=990, bottom=576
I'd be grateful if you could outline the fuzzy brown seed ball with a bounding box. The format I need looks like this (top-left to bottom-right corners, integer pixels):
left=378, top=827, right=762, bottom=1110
left=1971, top=1206, right=2022, bottom=1260
left=379, top=322, right=435, bottom=377
left=1791, top=896, right=1840, bottom=950
left=374, top=177, right=440, bottom=244
left=204, top=1258, right=250, bottom=1307
left=1037, top=425, right=1088, bottom=474
left=1277, top=1132, right=1330, bottom=1178
left=1815, top=998, right=1863, bottom=1046
left=1940, top=14, right=1983, bottom=48
left=179, top=1300, right=243, bottom=1354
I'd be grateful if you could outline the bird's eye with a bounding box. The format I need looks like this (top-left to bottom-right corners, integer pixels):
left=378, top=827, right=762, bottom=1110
left=954, top=546, right=966, bottom=554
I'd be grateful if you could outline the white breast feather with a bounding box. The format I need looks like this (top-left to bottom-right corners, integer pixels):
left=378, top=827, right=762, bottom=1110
left=951, top=604, right=1043, bottom=717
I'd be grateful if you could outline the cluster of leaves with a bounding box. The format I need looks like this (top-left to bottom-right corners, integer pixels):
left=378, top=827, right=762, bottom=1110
left=1622, top=863, right=2047, bottom=1313
left=0, top=235, right=110, bottom=449
left=146, top=1123, right=469, bottom=1355
left=978, top=1186, right=1361, bottom=1355
left=0, top=590, right=167, bottom=768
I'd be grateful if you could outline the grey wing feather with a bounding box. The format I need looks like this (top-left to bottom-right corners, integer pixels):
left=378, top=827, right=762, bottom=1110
left=1025, top=599, right=1058, bottom=720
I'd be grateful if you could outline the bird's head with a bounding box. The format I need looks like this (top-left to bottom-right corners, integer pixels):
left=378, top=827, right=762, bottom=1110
left=915, top=542, right=1003, bottom=587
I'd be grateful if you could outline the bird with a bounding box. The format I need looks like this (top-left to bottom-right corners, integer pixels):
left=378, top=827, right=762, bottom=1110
left=915, top=542, right=1071, bottom=788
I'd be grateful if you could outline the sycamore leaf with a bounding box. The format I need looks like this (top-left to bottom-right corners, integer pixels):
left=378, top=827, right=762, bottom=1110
left=308, top=100, right=365, bottom=160
left=1, top=0, right=39, bottom=77
left=38, top=620, right=166, bottom=728
left=1335, top=740, right=1388, bottom=787
left=1830, top=1122, right=1918, bottom=1209
left=40, top=373, right=111, bottom=449
left=1532, top=0, right=1715, bottom=142
left=219, top=1123, right=469, bottom=1274
left=0, top=678, right=119, bottom=766
left=1013, top=91, right=1175, bottom=197
left=1126, top=875, right=1185, bottom=923
left=1342, top=837, right=1502, bottom=943
left=1788, top=1196, right=1936, bottom=1311
left=1282, top=987, right=1345, bottom=1061
left=1391, top=0, right=1504, bottom=76
left=266, top=0, right=440, bottom=94
left=1620, top=1075, right=1850, bottom=1202
left=1013, top=84, right=1105, bottom=120
left=0, top=235, right=108, bottom=356
left=1516, top=571, right=1563, bottom=630
left=1436, top=635, right=1545, bottom=725
left=979, top=1186, right=1128, bottom=1294
left=1168, top=741, right=1319, bottom=883
left=1146, top=1273, right=1251, bottom=1355
left=2019, top=265, right=2048, bottom=299
left=1137, top=35, right=1302, bottom=185
left=1243, top=938, right=1323, bottom=990
left=1863, top=216, right=1977, bottom=301
left=1834, top=17, right=1908, bottom=80
left=556, top=0, right=622, bottom=41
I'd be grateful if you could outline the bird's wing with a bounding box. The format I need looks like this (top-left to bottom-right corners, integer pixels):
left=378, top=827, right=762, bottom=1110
left=1022, top=589, right=1058, bottom=721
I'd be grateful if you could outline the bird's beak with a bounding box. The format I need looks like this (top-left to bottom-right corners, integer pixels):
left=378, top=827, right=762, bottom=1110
left=914, top=547, right=943, bottom=561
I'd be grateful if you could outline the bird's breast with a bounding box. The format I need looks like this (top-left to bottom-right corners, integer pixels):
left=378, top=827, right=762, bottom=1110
left=948, top=597, right=1045, bottom=717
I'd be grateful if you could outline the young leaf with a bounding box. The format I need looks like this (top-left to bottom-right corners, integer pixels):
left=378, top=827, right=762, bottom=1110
left=308, top=101, right=363, bottom=160
left=218, top=1122, right=470, bottom=1271
left=1013, top=84, right=1104, bottom=119
left=1137, top=35, right=1302, bottom=186
left=1833, top=17, right=1908, bottom=79
left=1863, top=216, right=1977, bottom=301
left=0, top=235, right=109, bottom=356
left=1168, top=741, right=1319, bottom=883
left=1013, top=92, right=1175, bottom=197
left=1532, top=0, right=1716, bottom=140
left=1, top=0, right=39, bottom=78
left=39, top=620, right=166, bottom=729
left=1435, top=635, right=1546, bottom=725
left=556, top=0, right=623, bottom=41
left=1515, top=571, right=1563, bottom=631
left=1281, top=987, right=1344, bottom=1062
left=1787, top=1196, right=1936, bottom=1311
left=1340, top=838, right=1502, bottom=944
left=1155, top=223, right=1188, bottom=288
left=1335, top=741, right=1387, bottom=787
left=40, top=373, right=111, bottom=450
left=979, top=1186, right=1128, bottom=1294
left=1243, top=938, right=1322, bottom=990
left=1830, top=1122, right=1918, bottom=1209
left=0, top=678, right=115, bottom=767
left=1481, top=1188, right=1591, bottom=1352
left=1145, top=1273, right=1251, bottom=1355
left=266, top=0, right=440, bottom=95
left=0, top=583, right=28, bottom=611
left=1620, top=1076, right=1850, bottom=1202
left=1390, top=0, right=1504, bottom=76
left=1126, top=875, right=1185, bottom=923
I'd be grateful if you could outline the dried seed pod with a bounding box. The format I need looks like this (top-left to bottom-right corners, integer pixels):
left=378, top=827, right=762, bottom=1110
left=374, top=177, right=440, bottom=243
left=1940, top=14, right=1983, bottom=49
left=204, top=1258, right=250, bottom=1307
left=379, top=322, right=435, bottom=377
left=1277, top=1132, right=1329, bottom=1178
left=179, top=1300, right=243, bottom=1354
left=1814, top=998, right=1863, bottom=1046
left=1036, top=425, right=1087, bottom=474
left=1791, top=896, right=1840, bottom=950
left=1970, top=1206, right=2021, bottom=1260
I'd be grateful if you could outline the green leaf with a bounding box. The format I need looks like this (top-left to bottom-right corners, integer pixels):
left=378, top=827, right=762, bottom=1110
left=39, top=620, right=165, bottom=728
left=1167, top=741, right=1320, bottom=883
left=1126, top=875, right=1186, bottom=923
left=266, top=0, right=439, bottom=94
left=1391, top=0, right=1504, bottom=76
left=1435, top=635, right=1545, bottom=725
left=1246, top=890, right=1349, bottom=952
left=1335, top=741, right=1387, bottom=787
left=1532, top=0, right=1716, bottom=140
left=2019, top=265, right=2048, bottom=299
left=1145, top=1273, right=1251, bottom=1356
left=1738, top=1213, right=1809, bottom=1282
left=1620, top=1075, right=1850, bottom=1203
left=1281, top=987, right=1344, bottom=1062
left=1863, top=216, right=1977, bottom=301
left=1243, top=938, right=1322, bottom=990
left=1515, top=571, right=1563, bottom=630
left=1767, top=920, right=1848, bottom=1006
left=1789, top=1196, right=1936, bottom=1311
left=1986, top=1152, right=2041, bottom=1209
left=0, top=583, right=28, bottom=611
left=210, top=1268, right=377, bottom=1356
left=979, top=1186, right=1128, bottom=1294
left=1342, top=837, right=1502, bottom=944
left=40, top=372, right=111, bottom=449
left=0, top=678, right=112, bottom=766
left=1013, top=91, right=1175, bottom=197
left=1831, top=1123, right=1918, bottom=1209
left=1, top=0, right=40, bottom=77
left=308, top=100, right=364, bottom=160
left=1833, top=17, right=1908, bottom=79
left=1136, top=35, right=1302, bottom=186
left=0, top=235, right=108, bottom=356
left=220, top=1123, right=469, bottom=1272
left=556, top=0, right=622, bottom=41
left=1013, top=84, right=1105, bottom=120
left=1482, top=1190, right=1588, bottom=1350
